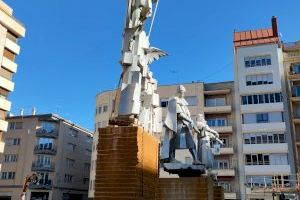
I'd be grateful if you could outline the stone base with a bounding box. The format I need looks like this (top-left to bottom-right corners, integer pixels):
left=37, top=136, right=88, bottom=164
left=156, top=176, right=221, bottom=200
left=163, top=162, right=206, bottom=177
left=94, top=126, right=159, bottom=200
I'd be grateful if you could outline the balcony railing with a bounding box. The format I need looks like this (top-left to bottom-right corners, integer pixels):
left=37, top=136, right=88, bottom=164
left=29, top=179, right=52, bottom=190
left=36, top=128, right=58, bottom=138
left=32, top=162, right=55, bottom=172
left=34, top=145, right=57, bottom=155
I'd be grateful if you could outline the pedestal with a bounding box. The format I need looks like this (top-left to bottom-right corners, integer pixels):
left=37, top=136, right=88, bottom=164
left=94, top=126, right=159, bottom=200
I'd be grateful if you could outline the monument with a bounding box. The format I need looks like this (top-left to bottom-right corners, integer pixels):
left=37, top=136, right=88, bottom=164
left=94, top=0, right=225, bottom=199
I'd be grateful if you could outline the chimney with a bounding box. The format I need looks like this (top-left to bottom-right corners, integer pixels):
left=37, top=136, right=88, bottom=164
left=272, top=16, right=278, bottom=37
left=32, top=107, right=36, bottom=116
left=20, top=108, right=24, bottom=116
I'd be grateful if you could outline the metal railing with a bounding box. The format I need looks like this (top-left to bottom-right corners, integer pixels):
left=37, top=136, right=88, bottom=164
left=31, top=162, right=55, bottom=172
left=36, top=128, right=59, bottom=138
left=29, top=179, right=52, bottom=190
left=34, top=145, right=57, bottom=155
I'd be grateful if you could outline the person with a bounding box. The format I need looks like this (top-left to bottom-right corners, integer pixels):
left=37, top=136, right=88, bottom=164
left=162, top=85, right=201, bottom=164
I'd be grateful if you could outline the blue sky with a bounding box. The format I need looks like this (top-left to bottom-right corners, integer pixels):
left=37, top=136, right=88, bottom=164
left=5, top=0, right=300, bottom=130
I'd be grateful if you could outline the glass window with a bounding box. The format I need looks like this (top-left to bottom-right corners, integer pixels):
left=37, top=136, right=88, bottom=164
left=257, top=113, right=268, bottom=123
left=279, top=134, right=285, bottom=143
left=258, top=95, right=264, bottom=103
left=252, top=155, right=258, bottom=165
left=248, top=96, right=253, bottom=104
left=268, top=135, right=273, bottom=143
left=242, top=96, right=247, bottom=105
left=269, top=94, right=275, bottom=103
left=246, top=155, right=252, bottom=165
left=98, top=107, right=102, bottom=114
left=275, top=93, right=281, bottom=102
left=264, top=155, right=270, bottom=165
left=253, top=95, right=258, bottom=104
left=264, top=94, right=270, bottom=103
left=262, top=135, right=268, bottom=144
left=103, top=105, right=108, bottom=112
left=186, top=96, right=198, bottom=106
left=257, top=135, right=262, bottom=144
left=273, top=134, right=279, bottom=143
left=160, top=101, right=168, bottom=108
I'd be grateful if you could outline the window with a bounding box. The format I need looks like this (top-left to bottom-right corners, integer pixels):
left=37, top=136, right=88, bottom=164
left=185, top=96, right=198, bottom=106
left=5, top=138, right=21, bottom=146
left=68, top=128, right=78, bottom=137
left=40, top=122, right=56, bottom=133
left=64, top=174, right=73, bottom=183
left=205, top=98, right=226, bottom=107
left=246, top=74, right=273, bottom=86
left=291, top=64, right=300, bottom=74
left=4, top=154, right=18, bottom=162
left=244, top=133, right=286, bottom=144
left=241, top=93, right=282, bottom=105
left=218, top=182, right=232, bottom=193
left=38, top=138, right=54, bottom=150
left=245, top=55, right=272, bottom=68
left=1, top=172, right=15, bottom=180
left=103, top=105, right=108, bottom=113
left=160, top=99, right=169, bottom=108
left=37, top=155, right=51, bottom=166
left=245, top=154, right=270, bottom=165
left=207, top=118, right=227, bottom=127
left=217, top=160, right=229, bottom=169
left=256, top=113, right=268, bottom=123
left=66, top=158, right=75, bottom=168
left=9, top=122, right=23, bottom=130
left=67, top=143, right=76, bottom=152
left=98, top=106, right=102, bottom=114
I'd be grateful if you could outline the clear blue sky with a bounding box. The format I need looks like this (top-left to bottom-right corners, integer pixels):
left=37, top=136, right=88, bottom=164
left=5, top=0, right=300, bottom=130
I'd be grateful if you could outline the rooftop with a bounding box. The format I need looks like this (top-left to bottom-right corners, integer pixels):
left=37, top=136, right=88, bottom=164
left=234, top=16, right=280, bottom=48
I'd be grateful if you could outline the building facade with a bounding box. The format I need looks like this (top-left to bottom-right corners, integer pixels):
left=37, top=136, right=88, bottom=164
left=233, top=17, right=296, bottom=199
left=90, top=82, right=240, bottom=200
left=0, top=0, right=26, bottom=153
left=284, top=42, right=300, bottom=173
left=0, top=114, right=93, bottom=200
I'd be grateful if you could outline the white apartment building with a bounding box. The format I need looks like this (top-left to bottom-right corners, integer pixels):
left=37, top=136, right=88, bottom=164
left=233, top=17, right=296, bottom=199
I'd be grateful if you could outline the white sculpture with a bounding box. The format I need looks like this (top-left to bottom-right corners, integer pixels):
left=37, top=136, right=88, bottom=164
left=161, top=85, right=201, bottom=164
left=196, top=114, right=223, bottom=168
left=118, top=0, right=167, bottom=134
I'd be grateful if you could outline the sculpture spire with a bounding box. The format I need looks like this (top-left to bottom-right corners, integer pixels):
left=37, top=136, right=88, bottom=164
left=114, top=0, right=167, bottom=134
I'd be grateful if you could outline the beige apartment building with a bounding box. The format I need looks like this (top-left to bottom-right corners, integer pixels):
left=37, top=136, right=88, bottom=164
left=0, top=114, right=93, bottom=200
left=283, top=41, right=300, bottom=172
left=0, top=0, right=26, bottom=153
left=90, top=81, right=239, bottom=200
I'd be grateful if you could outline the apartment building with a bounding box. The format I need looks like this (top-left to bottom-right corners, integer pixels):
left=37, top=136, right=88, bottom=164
left=0, top=1, right=26, bottom=153
left=0, top=114, right=93, bottom=200
left=283, top=41, right=300, bottom=173
left=233, top=17, right=296, bottom=199
left=90, top=82, right=240, bottom=200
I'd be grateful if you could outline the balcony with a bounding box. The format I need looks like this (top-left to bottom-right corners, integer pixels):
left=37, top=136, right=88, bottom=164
left=241, top=103, right=284, bottom=114
left=243, top=143, right=288, bottom=154
left=224, top=192, right=237, bottom=199
left=31, top=162, right=55, bottom=172
left=0, top=96, right=11, bottom=112
left=0, top=76, right=14, bottom=92
left=29, top=180, right=52, bottom=190
left=34, top=145, right=57, bottom=155
left=0, top=118, right=8, bottom=132
left=204, top=105, right=232, bottom=114
left=211, top=126, right=233, bottom=133
left=213, top=169, right=235, bottom=177
left=36, top=128, right=58, bottom=139
left=220, top=147, right=234, bottom=155
left=242, top=122, right=286, bottom=133
left=244, top=165, right=291, bottom=176
left=5, top=38, right=20, bottom=55
left=2, top=57, right=17, bottom=73
left=213, top=160, right=236, bottom=177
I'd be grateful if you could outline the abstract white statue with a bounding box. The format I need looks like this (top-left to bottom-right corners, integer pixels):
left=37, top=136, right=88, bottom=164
left=117, top=0, right=167, bottom=134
